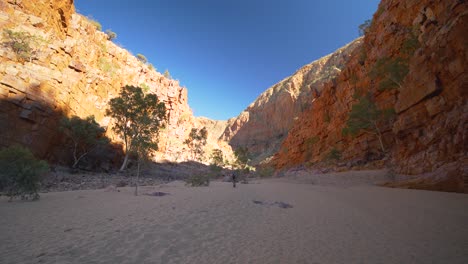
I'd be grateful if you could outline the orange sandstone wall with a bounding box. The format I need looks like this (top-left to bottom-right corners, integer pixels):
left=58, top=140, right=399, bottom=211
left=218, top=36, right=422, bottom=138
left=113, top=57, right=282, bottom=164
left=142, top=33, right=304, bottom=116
left=0, top=0, right=196, bottom=162
left=274, top=0, right=467, bottom=178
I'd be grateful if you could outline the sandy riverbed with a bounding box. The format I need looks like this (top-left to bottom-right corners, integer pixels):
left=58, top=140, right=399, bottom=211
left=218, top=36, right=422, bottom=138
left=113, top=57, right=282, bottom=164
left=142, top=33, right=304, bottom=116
left=1, top=176, right=467, bottom=264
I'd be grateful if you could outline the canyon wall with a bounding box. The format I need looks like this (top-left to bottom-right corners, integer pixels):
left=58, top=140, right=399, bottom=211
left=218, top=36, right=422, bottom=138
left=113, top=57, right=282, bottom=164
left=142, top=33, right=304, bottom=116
left=0, top=0, right=220, bottom=164
left=272, top=0, right=467, bottom=190
left=221, top=39, right=362, bottom=163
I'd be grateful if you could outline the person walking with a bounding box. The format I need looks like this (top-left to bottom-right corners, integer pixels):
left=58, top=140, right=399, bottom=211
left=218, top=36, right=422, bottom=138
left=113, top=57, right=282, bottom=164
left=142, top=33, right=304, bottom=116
left=232, top=172, right=237, bottom=188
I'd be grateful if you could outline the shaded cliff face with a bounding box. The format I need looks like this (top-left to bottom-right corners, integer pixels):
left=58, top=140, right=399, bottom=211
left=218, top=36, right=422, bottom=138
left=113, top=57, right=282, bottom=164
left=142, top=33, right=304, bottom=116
left=0, top=0, right=197, bottom=162
left=273, top=0, right=467, bottom=185
left=221, top=39, right=362, bottom=163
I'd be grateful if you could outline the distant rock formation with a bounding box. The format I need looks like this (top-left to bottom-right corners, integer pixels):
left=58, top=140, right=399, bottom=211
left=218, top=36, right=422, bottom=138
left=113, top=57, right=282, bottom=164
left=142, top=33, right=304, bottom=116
left=221, top=39, right=362, bottom=163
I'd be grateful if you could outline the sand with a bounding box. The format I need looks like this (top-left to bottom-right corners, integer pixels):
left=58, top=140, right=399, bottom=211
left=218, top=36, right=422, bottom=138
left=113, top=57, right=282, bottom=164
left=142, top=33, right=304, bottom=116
left=1, top=176, right=468, bottom=264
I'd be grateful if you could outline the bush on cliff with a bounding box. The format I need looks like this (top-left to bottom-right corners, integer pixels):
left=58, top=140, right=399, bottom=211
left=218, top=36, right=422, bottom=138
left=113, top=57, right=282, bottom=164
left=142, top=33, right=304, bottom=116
left=342, top=94, right=395, bottom=153
left=0, top=146, right=48, bottom=201
left=105, top=29, right=117, bottom=41
left=2, top=29, right=38, bottom=62
left=136, top=53, right=148, bottom=63
left=358, top=19, right=372, bottom=36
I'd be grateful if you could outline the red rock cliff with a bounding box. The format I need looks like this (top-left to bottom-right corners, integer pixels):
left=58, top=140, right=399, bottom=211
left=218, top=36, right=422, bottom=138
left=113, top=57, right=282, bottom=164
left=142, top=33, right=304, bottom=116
left=221, top=39, right=362, bottom=163
left=273, top=0, right=467, bottom=189
left=0, top=0, right=198, bottom=162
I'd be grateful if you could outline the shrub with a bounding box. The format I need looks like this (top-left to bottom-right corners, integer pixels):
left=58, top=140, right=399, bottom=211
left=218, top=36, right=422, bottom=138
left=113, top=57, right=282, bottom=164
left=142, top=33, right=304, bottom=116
left=105, top=29, right=117, bottom=41
left=256, top=166, right=275, bottom=178
left=136, top=53, right=147, bottom=63
left=370, top=57, right=409, bottom=90
left=60, top=115, right=109, bottom=170
left=186, top=174, right=210, bottom=187
left=87, top=17, right=102, bottom=31
left=210, top=149, right=224, bottom=167
left=163, top=69, right=171, bottom=79
left=304, top=136, right=319, bottom=160
left=342, top=94, right=395, bottom=152
left=0, top=146, right=48, bottom=201
left=325, top=148, right=342, bottom=162
left=2, top=29, right=37, bottom=62
left=140, top=83, right=150, bottom=93
left=233, top=147, right=250, bottom=170
left=358, top=19, right=372, bottom=36
left=401, top=31, right=420, bottom=56
left=184, top=127, right=208, bottom=161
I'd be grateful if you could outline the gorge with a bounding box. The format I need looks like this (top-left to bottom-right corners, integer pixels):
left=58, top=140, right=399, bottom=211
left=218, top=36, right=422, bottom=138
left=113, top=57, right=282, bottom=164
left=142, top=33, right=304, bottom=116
left=0, top=0, right=466, bottom=192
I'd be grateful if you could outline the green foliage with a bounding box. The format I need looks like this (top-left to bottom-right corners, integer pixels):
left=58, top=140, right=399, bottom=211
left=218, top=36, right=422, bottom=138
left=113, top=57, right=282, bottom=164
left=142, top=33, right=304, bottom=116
left=401, top=31, right=420, bottom=56
left=140, top=83, right=150, bottom=93
left=0, top=146, right=48, bottom=201
left=304, top=136, right=319, bottom=160
left=342, top=95, right=381, bottom=137
left=178, top=113, right=190, bottom=124
left=358, top=47, right=367, bottom=65
left=163, top=69, right=172, bottom=79
left=100, top=43, right=108, bottom=54
left=255, top=166, right=275, bottom=178
left=358, top=19, right=372, bottom=36
left=105, top=29, right=117, bottom=40
left=342, top=95, right=394, bottom=152
left=186, top=174, right=210, bottom=187
left=325, top=147, right=342, bottom=162
left=349, top=73, right=359, bottom=85
left=370, top=57, right=409, bottom=90
left=2, top=29, right=38, bottom=62
left=233, top=147, right=250, bottom=170
left=184, top=127, right=208, bottom=161
left=148, top=64, right=155, bottom=71
left=210, top=149, right=224, bottom=167
left=98, top=57, right=119, bottom=74
left=60, top=115, right=109, bottom=169
left=323, top=111, right=331, bottom=123
left=87, top=17, right=102, bottom=31
left=106, top=85, right=167, bottom=171
left=305, top=136, right=319, bottom=147
left=136, top=53, right=147, bottom=63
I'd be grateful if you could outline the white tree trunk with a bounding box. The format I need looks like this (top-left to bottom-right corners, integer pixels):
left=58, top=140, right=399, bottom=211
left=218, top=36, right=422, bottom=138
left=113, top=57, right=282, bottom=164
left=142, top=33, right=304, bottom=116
left=120, top=153, right=129, bottom=171
left=135, top=157, right=140, bottom=196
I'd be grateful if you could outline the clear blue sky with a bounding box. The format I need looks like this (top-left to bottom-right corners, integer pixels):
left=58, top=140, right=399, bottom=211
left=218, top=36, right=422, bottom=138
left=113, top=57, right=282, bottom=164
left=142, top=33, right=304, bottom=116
left=75, top=0, right=380, bottom=120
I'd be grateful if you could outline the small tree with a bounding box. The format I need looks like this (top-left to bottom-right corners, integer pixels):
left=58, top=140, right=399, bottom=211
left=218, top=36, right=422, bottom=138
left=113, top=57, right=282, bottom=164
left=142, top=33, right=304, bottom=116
left=233, top=147, right=250, bottom=170
left=370, top=57, right=409, bottom=90
left=105, top=29, right=117, bottom=41
left=132, top=135, right=157, bottom=195
left=106, top=85, right=166, bottom=172
left=136, top=53, right=147, bottom=63
left=324, top=147, right=342, bottom=163
left=163, top=69, right=171, bottom=79
left=342, top=95, right=395, bottom=152
left=209, top=149, right=224, bottom=177
left=358, top=19, right=372, bottom=36
left=86, top=16, right=102, bottom=31
left=184, top=127, right=208, bottom=161
left=60, top=115, right=109, bottom=170
left=0, top=146, right=48, bottom=201
left=2, top=29, right=37, bottom=62
left=210, top=149, right=224, bottom=167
